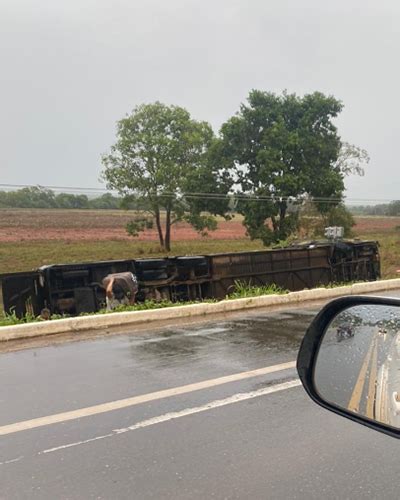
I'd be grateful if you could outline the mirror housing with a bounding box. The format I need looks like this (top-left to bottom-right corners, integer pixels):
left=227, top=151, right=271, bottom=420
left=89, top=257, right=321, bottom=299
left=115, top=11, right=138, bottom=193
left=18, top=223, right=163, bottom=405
left=297, top=295, right=400, bottom=439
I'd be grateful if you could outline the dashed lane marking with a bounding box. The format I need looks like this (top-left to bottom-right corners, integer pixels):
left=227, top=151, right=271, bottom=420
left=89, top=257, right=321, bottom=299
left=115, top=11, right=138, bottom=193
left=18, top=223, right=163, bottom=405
left=0, top=360, right=296, bottom=436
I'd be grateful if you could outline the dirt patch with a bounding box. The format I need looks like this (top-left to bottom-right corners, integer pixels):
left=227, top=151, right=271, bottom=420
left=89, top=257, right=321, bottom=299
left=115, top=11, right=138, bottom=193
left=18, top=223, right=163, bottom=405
left=353, top=217, right=400, bottom=233
left=0, top=209, right=247, bottom=242
left=2, top=209, right=397, bottom=243
left=0, top=224, right=247, bottom=242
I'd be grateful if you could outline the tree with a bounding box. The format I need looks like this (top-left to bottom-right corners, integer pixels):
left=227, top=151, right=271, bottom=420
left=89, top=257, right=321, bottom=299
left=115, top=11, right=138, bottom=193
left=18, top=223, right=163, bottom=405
left=323, top=204, right=355, bottom=237
left=56, top=193, right=89, bottom=209
left=3, top=186, right=57, bottom=208
left=102, top=102, right=231, bottom=251
left=299, top=201, right=355, bottom=239
left=217, top=90, right=345, bottom=245
left=88, top=193, right=121, bottom=209
left=335, top=142, right=370, bottom=177
left=386, top=200, right=400, bottom=216
left=0, top=188, right=122, bottom=210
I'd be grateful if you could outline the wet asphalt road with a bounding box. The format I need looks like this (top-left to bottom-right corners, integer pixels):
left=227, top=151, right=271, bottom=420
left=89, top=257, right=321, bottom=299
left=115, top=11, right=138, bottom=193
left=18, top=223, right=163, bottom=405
left=2, top=294, right=400, bottom=499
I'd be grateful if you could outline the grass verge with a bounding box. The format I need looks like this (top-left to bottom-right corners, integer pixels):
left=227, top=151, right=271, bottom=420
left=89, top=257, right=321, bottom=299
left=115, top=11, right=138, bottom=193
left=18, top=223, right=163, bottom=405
left=0, top=239, right=264, bottom=274
left=0, top=232, right=396, bottom=279
left=227, top=280, right=288, bottom=299
left=0, top=281, right=288, bottom=327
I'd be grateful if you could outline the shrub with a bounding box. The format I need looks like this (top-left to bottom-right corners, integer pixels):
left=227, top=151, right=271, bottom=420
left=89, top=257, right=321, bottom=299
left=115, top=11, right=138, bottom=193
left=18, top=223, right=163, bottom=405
left=227, top=280, right=288, bottom=299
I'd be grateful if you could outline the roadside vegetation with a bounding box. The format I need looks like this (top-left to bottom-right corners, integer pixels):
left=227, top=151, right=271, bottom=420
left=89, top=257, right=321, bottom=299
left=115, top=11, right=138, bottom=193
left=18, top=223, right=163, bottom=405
left=227, top=281, right=288, bottom=298
left=1, top=277, right=370, bottom=327
left=0, top=311, right=38, bottom=327
left=0, top=300, right=200, bottom=326
left=0, top=281, right=288, bottom=326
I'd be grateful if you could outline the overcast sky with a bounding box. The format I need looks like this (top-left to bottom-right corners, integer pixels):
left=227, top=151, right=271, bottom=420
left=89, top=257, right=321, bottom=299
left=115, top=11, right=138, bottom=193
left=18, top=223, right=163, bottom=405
left=1, top=0, right=399, bottom=201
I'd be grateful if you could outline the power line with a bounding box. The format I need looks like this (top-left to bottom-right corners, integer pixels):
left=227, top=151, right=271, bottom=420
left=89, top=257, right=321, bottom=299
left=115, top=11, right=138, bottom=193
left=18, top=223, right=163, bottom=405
left=0, top=183, right=111, bottom=193
left=0, top=183, right=397, bottom=205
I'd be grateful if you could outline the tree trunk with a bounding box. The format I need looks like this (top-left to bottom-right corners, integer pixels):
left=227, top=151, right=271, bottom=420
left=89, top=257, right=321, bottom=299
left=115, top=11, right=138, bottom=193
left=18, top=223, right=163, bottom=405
left=155, top=209, right=165, bottom=248
left=278, top=203, right=287, bottom=239
left=271, top=215, right=278, bottom=232
left=165, top=208, right=171, bottom=252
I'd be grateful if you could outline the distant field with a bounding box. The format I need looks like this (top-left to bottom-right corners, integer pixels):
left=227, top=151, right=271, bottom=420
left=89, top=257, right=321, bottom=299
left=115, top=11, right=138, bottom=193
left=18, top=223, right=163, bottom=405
left=0, top=209, right=256, bottom=274
left=0, top=209, right=399, bottom=279
left=0, top=239, right=266, bottom=274
left=0, top=209, right=246, bottom=242
left=351, top=216, right=400, bottom=234
left=351, top=219, right=400, bottom=279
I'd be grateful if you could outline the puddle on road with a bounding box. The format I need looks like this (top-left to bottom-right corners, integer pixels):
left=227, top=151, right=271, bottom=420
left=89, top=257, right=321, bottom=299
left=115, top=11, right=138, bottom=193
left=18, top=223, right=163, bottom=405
left=122, top=309, right=318, bottom=370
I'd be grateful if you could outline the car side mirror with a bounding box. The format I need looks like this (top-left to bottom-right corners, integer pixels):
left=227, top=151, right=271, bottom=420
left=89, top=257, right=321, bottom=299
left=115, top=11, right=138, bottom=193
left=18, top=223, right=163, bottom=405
left=297, top=296, right=400, bottom=438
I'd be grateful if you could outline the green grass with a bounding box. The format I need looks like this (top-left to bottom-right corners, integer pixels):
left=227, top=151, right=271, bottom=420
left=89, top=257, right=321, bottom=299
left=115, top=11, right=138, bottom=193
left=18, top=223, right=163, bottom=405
left=80, top=299, right=217, bottom=315
left=0, top=311, right=40, bottom=327
left=0, top=300, right=207, bottom=326
left=0, top=280, right=290, bottom=326
left=0, top=239, right=265, bottom=274
left=226, top=280, right=288, bottom=299
left=0, top=233, right=393, bottom=278
left=366, top=233, right=400, bottom=280
left=0, top=297, right=220, bottom=326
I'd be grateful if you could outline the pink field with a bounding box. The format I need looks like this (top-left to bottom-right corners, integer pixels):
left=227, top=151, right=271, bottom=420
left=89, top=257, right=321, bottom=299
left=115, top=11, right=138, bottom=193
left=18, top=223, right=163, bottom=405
left=0, top=210, right=247, bottom=242
left=0, top=209, right=394, bottom=242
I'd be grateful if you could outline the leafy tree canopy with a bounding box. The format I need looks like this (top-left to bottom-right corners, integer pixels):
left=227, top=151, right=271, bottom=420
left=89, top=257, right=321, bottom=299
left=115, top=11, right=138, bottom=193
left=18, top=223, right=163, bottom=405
left=0, top=187, right=57, bottom=209
left=0, top=187, right=120, bottom=210
left=335, top=142, right=370, bottom=177
left=217, top=90, right=346, bottom=244
left=55, top=193, right=89, bottom=209
left=102, top=102, right=231, bottom=250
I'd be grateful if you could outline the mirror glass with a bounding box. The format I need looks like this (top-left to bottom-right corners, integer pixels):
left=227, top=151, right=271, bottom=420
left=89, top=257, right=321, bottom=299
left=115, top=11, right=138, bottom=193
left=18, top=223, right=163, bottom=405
left=314, top=303, right=400, bottom=428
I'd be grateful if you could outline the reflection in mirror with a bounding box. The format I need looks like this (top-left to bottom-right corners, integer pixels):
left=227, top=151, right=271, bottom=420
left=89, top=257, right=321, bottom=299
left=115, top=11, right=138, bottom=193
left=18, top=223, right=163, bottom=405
left=314, top=304, right=400, bottom=429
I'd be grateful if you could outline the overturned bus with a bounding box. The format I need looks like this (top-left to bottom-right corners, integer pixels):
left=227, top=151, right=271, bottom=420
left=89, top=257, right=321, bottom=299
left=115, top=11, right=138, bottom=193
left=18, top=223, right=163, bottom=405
left=0, top=240, right=380, bottom=318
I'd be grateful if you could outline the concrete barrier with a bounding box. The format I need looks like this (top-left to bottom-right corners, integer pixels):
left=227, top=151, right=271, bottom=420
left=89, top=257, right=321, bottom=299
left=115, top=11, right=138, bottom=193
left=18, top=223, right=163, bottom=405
left=1, top=279, right=400, bottom=342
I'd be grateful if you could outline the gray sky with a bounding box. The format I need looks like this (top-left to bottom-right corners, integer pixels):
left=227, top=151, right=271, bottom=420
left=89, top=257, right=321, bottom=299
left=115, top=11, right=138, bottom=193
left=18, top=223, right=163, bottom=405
left=1, top=0, right=399, bottom=201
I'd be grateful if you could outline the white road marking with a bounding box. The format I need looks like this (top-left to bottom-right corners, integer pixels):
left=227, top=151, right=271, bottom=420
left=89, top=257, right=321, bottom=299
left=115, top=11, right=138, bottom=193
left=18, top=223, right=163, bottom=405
left=0, top=456, right=24, bottom=466
left=0, top=360, right=296, bottom=436
left=41, top=379, right=301, bottom=455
